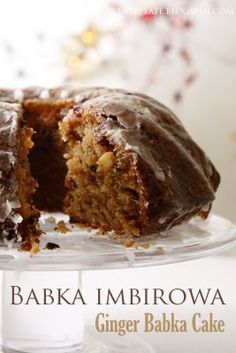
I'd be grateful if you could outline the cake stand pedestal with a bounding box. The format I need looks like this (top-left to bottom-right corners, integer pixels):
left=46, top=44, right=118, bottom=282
left=0, top=213, right=236, bottom=353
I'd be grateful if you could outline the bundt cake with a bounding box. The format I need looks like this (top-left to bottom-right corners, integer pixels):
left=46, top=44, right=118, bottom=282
left=0, top=87, right=220, bottom=248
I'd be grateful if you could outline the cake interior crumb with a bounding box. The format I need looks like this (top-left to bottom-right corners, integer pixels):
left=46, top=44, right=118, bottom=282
left=59, top=112, right=144, bottom=237
left=30, top=242, right=40, bottom=256
left=55, top=220, right=71, bottom=233
left=45, top=216, right=56, bottom=225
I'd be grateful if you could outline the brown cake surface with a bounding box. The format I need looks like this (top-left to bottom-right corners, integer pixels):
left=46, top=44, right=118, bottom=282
left=0, top=86, right=220, bottom=245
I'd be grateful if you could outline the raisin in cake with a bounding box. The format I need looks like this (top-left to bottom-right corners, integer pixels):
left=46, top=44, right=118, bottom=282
left=0, top=87, right=220, bottom=247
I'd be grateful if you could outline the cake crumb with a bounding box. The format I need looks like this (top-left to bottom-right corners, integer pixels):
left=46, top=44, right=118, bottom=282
left=138, top=242, right=150, bottom=249
left=124, top=239, right=135, bottom=248
left=45, top=216, right=56, bottom=225
left=156, top=246, right=164, bottom=254
left=30, top=243, right=40, bottom=256
left=75, top=223, right=92, bottom=232
left=55, top=220, right=71, bottom=233
left=94, top=227, right=107, bottom=236
left=45, top=242, right=60, bottom=250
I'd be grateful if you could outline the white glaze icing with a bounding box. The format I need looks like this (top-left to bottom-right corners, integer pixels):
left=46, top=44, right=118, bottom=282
left=0, top=103, right=22, bottom=223
left=74, top=94, right=84, bottom=103
left=13, top=89, right=24, bottom=101
left=201, top=203, right=211, bottom=213
left=159, top=216, right=167, bottom=224
left=39, top=89, right=50, bottom=99
left=60, top=90, right=69, bottom=99
left=83, top=93, right=215, bottom=188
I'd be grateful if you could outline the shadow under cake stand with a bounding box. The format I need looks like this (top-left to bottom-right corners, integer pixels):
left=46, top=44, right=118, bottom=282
left=0, top=213, right=236, bottom=353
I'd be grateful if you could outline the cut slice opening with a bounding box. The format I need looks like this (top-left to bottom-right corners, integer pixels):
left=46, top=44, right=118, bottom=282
left=23, top=100, right=72, bottom=212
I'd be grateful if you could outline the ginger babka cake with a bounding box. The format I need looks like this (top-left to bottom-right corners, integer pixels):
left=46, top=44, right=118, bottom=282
left=0, top=87, right=220, bottom=249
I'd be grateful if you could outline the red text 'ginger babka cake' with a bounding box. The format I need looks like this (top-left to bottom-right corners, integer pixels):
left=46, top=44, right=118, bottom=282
left=0, top=87, right=220, bottom=249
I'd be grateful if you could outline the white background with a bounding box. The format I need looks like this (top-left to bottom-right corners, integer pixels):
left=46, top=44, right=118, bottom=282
left=0, top=1, right=235, bottom=352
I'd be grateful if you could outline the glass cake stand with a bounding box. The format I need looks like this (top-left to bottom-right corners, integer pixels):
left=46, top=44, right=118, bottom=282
left=0, top=213, right=236, bottom=353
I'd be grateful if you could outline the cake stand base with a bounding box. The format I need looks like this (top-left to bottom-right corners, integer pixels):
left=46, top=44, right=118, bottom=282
left=81, top=333, right=155, bottom=353
left=2, top=336, right=154, bottom=353
left=1, top=334, right=154, bottom=353
left=1, top=271, right=155, bottom=353
left=0, top=214, right=236, bottom=352
left=1, top=271, right=84, bottom=353
left=2, top=343, right=83, bottom=353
